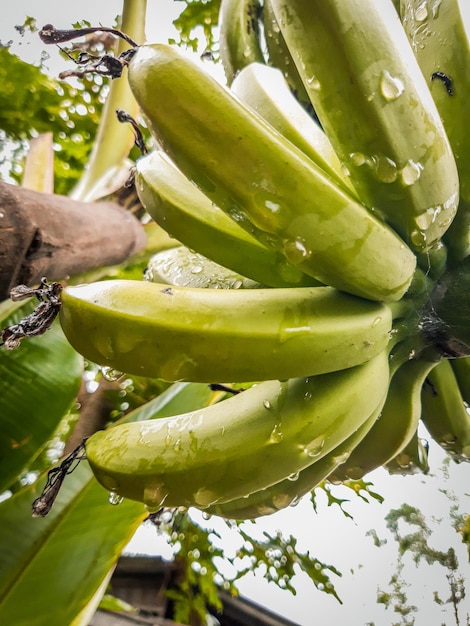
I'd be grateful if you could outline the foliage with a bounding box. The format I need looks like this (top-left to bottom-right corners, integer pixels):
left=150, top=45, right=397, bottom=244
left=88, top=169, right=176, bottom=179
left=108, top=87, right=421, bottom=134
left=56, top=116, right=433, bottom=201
left=0, top=18, right=106, bottom=196
left=373, top=481, right=469, bottom=626
left=170, top=0, right=221, bottom=53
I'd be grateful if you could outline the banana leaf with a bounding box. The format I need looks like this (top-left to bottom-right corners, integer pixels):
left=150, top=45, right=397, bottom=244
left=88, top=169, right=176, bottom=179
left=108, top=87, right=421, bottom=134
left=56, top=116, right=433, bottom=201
left=0, top=381, right=216, bottom=625
left=0, top=300, right=83, bottom=493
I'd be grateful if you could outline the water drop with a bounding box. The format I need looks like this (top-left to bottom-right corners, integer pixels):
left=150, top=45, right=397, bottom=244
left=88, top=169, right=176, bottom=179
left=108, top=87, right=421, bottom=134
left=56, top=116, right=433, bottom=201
left=143, top=484, right=168, bottom=511
left=373, top=154, right=398, bottom=183
left=400, top=159, right=423, bottom=186
left=431, top=0, right=442, bottom=18
left=283, top=238, right=311, bottom=265
left=414, top=1, right=429, bottom=21
left=101, top=366, right=124, bottom=382
left=269, top=423, right=283, bottom=443
left=287, top=471, right=300, bottom=481
left=273, top=493, right=293, bottom=509
left=190, top=265, right=203, bottom=274
left=380, top=70, right=405, bottom=102
left=349, top=152, right=367, bottom=167
left=193, top=487, right=219, bottom=507
left=306, top=75, right=321, bottom=90
left=109, top=491, right=124, bottom=506
left=302, top=438, right=325, bottom=458
left=263, top=400, right=272, bottom=409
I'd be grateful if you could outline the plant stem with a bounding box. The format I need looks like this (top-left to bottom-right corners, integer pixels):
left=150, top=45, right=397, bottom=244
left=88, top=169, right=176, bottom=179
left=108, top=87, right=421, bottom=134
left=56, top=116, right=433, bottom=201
left=71, top=0, right=147, bottom=201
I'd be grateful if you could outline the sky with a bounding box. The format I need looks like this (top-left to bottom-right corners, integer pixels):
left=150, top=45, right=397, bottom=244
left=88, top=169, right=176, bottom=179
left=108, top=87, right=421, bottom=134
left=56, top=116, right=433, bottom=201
left=2, top=2, right=470, bottom=625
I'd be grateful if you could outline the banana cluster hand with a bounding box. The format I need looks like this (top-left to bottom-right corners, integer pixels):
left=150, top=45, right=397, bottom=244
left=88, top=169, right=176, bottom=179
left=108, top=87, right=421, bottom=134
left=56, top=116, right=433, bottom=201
left=43, top=0, right=470, bottom=516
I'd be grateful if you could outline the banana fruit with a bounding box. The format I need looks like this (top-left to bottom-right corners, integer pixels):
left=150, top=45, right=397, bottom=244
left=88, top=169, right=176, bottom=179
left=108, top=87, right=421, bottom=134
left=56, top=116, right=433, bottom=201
left=231, top=62, right=356, bottom=196
left=400, top=0, right=470, bottom=262
left=59, top=280, right=393, bottom=382
left=270, top=0, right=459, bottom=252
left=218, top=0, right=264, bottom=84
left=207, top=399, right=384, bottom=519
left=329, top=357, right=437, bottom=481
left=144, top=246, right=261, bottom=290
left=84, top=351, right=390, bottom=509
left=135, top=150, right=316, bottom=288
left=127, top=43, right=416, bottom=302
left=421, top=358, right=470, bottom=462
left=261, top=0, right=310, bottom=108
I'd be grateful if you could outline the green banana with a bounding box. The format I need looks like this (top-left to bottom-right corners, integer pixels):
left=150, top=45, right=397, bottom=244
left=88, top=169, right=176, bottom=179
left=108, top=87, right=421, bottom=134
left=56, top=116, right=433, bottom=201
left=135, top=150, right=316, bottom=288
left=329, top=357, right=437, bottom=481
left=206, top=398, right=384, bottom=519
left=421, top=358, right=470, bottom=462
left=218, top=0, right=264, bottom=84
left=231, top=62, right=356, bottom=196
left=270, top=0, right=459, bottom=252
left=400, top=0, right=470, bottom=262
left=261, top=0, right=310, bottom=108
left=450, top=356, right=470, bottom=405
left=59, top=279, right=393, bottom=382
left=84, top=351, right=390, bottom=509
left=128, top=43, right=416, bottom=302
left=384, top=430, right=430, bottom=476
left=145, top=246, right=261, bottom=289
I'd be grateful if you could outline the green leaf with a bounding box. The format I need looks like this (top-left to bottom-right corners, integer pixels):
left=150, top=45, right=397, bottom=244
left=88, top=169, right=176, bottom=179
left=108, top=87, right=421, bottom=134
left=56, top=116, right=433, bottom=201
left=0, top=301, right=83, bottom=493
left=0, top=380, right=217, bottom=625
left=0, top=463, right=146, bottom=626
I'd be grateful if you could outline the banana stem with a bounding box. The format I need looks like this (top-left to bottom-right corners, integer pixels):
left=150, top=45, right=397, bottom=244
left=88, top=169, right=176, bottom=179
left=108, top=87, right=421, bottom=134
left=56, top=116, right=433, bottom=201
left=71, top=0, right=147, bottom=201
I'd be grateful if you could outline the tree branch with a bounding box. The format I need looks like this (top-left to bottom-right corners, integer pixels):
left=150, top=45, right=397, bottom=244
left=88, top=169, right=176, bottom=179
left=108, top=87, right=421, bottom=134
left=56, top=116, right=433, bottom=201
left=0, top=181, right=146, bottom=300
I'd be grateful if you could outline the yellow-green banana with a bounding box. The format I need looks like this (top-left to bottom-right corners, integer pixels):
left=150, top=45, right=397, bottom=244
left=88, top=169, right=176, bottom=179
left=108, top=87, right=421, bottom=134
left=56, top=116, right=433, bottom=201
left=84, top=351, right=390, bottom=509
left=59, top=280, right=393, bottom=382
left=135, top=150, right=316, bottom=288
left=400, top=0, right=470, bottom=262
left=231, top=62, right=356, bottom=196
left=385, top=430, right=430, bottom=476
left=421, top=358, right=470, bottom=462
left=262, top=0, right=310, bottom=108
left=270, top=0, right=459, bottom=252
left=450, top=356, right=470, bottom=405
left=329, top=357, right=437, bottom=481
left=206, top=399, right=383, bottom=519
left=218, top=0, right=264, bottom=84
left=128, top=43, right=416, bottom=302
left=145, top=246, right=261, bottom=289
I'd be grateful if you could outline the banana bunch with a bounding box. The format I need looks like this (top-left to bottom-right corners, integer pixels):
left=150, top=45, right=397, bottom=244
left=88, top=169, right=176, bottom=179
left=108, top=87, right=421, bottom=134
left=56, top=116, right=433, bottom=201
left=47, top=0, right=470, bottom=516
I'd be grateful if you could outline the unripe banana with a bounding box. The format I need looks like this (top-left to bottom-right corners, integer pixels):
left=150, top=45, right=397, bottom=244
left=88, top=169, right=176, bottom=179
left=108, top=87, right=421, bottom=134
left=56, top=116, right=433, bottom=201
left=85, top=351, right=390, bottom=509
left=128, top=44, right=416, bottom=302
left=135, top=150, right=316, bottom=288
left=231, top=63, right=356, bottom=196
left=421, top=358, right=470, bottom=462
left=206, top=399, right=384, bottom=519
left=262, top=0, right=310, bottom=108
left=400, top=0, right=470, bottom=261
left=329, top=357, right=436, bottom=481
left=218, top=0, right=264, bottom=84
left=270, top=0, right=459, bottom=252
left=384, top=430, right=430, bottom=476
left=145, top=246, right=262, bottom=289
left=59, top=280, right=393, bottom=382
left=450, top=356, right=470, bottom=405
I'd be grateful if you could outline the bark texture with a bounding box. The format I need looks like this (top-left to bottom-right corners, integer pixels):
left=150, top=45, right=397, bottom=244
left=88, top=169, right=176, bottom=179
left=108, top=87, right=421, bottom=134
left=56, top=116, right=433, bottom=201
left=0, top=181, right=146, bottom=300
